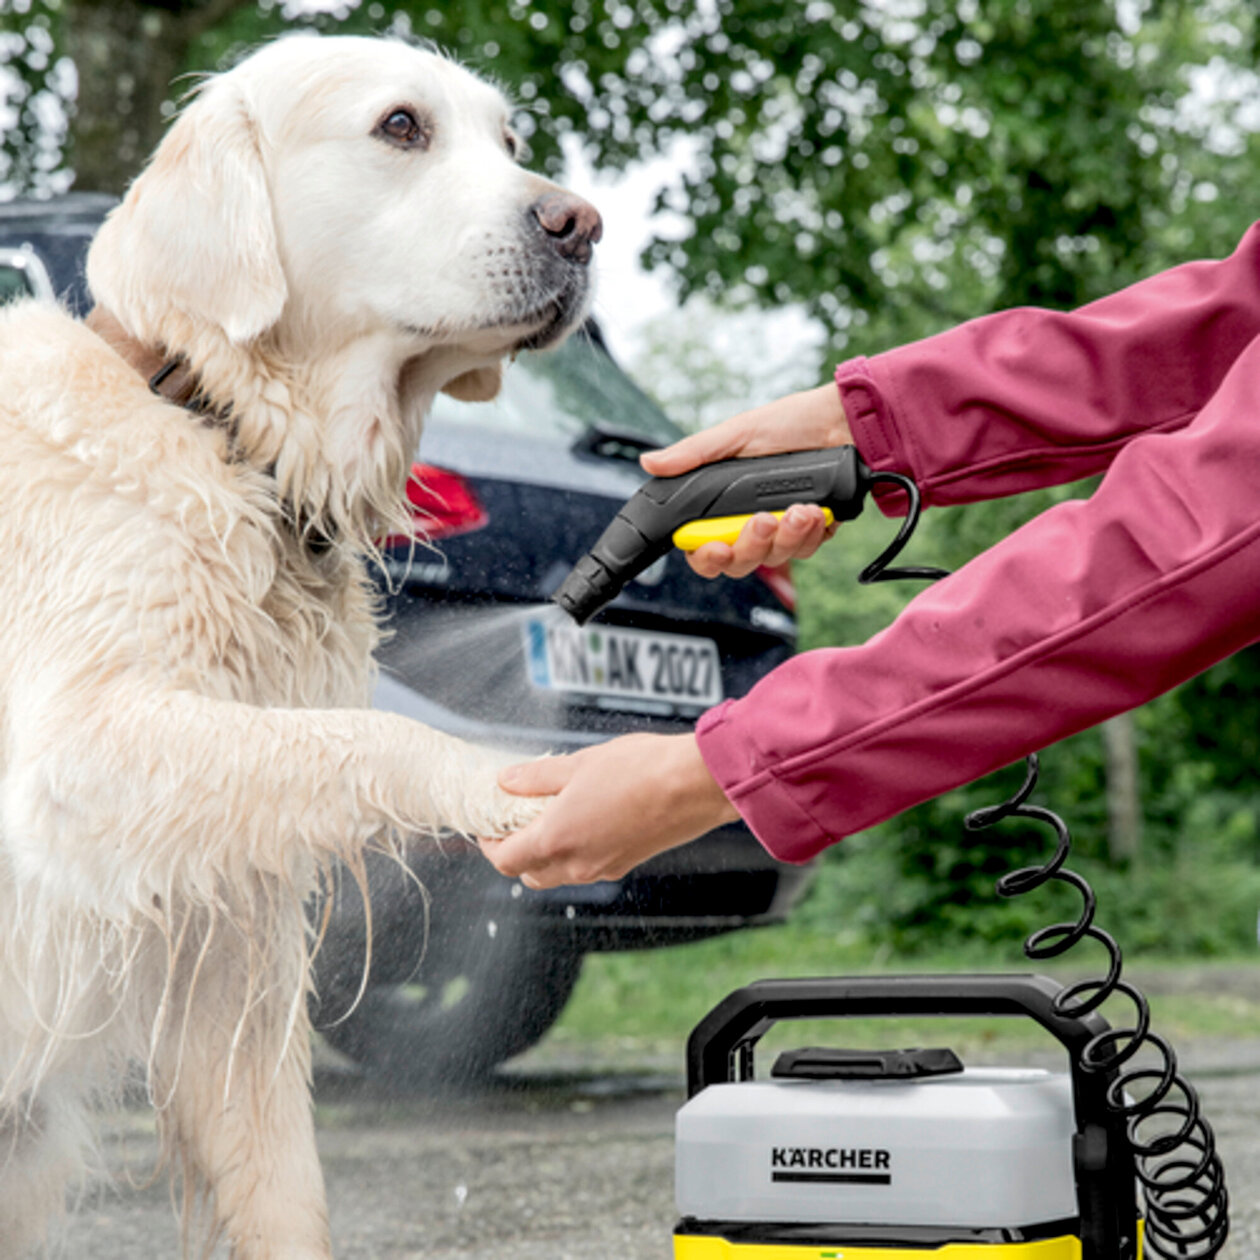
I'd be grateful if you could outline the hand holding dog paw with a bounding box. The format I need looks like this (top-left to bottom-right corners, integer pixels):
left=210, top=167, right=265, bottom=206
left=489, top=775, right=548, bottom=835
left=478, top=733, right=739, bottom=889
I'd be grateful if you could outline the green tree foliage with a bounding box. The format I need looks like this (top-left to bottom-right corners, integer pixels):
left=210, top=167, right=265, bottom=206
left=2, top=1, right=257, bottom=194
left=0, top=0, right=72, bottom=198
left=573, top=0, right=1172, bottom=344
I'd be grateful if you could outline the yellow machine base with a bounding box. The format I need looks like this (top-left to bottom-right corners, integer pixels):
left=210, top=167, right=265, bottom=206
left=675, top=1221, right=1143, bottom=1260
left=674, top=1236, right=1081, bottom=1259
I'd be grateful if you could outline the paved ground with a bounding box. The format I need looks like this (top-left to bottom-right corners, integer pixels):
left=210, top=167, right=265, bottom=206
left=55, top=1033, right=1260, bottom=1258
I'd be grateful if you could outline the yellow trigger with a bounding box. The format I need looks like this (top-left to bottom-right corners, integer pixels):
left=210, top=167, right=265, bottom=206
left=672, top=507, right=836, bottom=552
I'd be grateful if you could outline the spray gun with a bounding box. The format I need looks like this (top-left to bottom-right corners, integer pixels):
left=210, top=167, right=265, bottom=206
left=552, top=445, right=874, bottom=625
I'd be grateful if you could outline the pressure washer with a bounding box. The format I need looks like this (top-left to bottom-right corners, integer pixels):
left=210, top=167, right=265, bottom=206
left=552, top=445, right=1230, bottom=1259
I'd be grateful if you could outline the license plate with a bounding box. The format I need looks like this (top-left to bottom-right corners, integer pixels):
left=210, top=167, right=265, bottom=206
left=524, top=618, right=724, bottom=712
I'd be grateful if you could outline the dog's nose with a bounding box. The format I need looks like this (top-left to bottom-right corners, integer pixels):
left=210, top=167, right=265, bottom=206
left=531, top=192, right=603, bottom=266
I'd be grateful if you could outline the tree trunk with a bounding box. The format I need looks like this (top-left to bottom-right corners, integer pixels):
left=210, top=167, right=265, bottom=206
left=63, top=0, right=248, bottom=193
left=1102, top=712, right=1142, bottom=863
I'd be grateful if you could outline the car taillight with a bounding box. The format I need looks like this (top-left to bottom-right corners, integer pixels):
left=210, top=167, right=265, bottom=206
left=755, top=561, right=796, bottom=612
left=386, top=462, right=488, bottom=546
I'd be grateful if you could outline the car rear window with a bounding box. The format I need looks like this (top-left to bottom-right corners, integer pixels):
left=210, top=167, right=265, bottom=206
left=0, top=225, right=99, bottom=313
left=429, top=331, right=684, bottom=447
left=0, top=264, right=33, bottom=304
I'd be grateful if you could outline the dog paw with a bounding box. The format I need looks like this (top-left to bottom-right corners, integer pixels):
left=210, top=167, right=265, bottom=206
left=433, top=749, right=548, bottom=840
left=480, top=777, right=546, bottom=838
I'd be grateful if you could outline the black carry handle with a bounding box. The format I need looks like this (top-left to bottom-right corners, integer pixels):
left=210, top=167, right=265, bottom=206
left=686, top=973, right=1141, bottom=1260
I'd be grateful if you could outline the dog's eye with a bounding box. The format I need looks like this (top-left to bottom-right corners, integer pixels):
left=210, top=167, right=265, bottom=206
left=504, top=129, right=531, bottom=164
left=375, top=107, right=430, bottom=150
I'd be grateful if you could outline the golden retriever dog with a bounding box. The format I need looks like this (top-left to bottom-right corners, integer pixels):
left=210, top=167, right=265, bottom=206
left=0, top=33, right=600, bottom=1257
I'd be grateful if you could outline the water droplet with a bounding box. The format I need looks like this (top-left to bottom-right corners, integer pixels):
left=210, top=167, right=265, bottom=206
left=511, top=882, right=524, bottom=899
left=565, top=905, right=576, bottom=920
left=454, top=1183, right=468, bottom=1208
left=486, top=919, right=498, bottom=939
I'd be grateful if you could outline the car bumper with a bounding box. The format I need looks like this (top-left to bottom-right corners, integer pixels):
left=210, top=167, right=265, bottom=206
left=496, top=823, right=815, bottom=951
left=373, top=670, right=816, bottom=950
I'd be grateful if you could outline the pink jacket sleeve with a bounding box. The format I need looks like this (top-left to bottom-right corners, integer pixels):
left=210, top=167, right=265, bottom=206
left=695, top=231, right=1260, bottom=864
left=841, top=221, right=1260, bottom=513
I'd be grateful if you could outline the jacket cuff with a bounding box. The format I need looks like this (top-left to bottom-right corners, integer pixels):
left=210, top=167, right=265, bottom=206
left=695, top=702, right=834, bottom=864
left=834, top=357, right=914, bottom=518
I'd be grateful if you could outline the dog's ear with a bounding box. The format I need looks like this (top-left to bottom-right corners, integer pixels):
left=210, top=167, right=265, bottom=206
left=440, top=364, right=504, bottom=403
left=87, top=78, right=287, bottom=348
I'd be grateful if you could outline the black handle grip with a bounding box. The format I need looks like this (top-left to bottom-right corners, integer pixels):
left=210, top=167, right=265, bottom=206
left=637, top=445, right=871, bottom=522
left=553, top=446, right=871, bottom=625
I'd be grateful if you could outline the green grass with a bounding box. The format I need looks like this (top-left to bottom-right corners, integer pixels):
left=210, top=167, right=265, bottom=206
left=547, top=922, right=1260, bottom=1064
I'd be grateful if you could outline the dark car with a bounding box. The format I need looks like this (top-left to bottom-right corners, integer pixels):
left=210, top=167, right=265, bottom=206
left=0, top=194, right=813, bottom=1082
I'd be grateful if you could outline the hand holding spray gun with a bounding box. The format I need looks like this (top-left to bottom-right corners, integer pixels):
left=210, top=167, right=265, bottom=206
left=479, top=383, right=855, bottom=891
left=639, top=382, right=853, bottom=579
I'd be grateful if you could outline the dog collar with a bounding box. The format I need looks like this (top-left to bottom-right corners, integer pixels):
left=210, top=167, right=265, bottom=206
left=86, top=308, right=218, bottom=416
left=147, top=355, right=220, bottom=418
left=87, top=307, right=336, bottom=556
left=150, top=353, right=336, bottom=555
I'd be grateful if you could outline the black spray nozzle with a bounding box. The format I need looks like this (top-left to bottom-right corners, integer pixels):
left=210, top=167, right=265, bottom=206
left=552, top=551, right=631, bottom=625
left=553, top=445, right=873, bottom=626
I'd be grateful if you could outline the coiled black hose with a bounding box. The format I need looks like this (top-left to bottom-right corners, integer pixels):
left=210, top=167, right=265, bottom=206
left=858, top=469, right=1230, bottom=1259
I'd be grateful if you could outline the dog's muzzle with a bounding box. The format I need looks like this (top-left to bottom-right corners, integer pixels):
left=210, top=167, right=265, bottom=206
left=511, top=192, right=602, bottom=351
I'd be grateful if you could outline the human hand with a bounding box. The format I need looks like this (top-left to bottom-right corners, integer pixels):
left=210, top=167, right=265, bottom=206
left=640, top=382, right=852, bottom=579
left=478, top=733, right=739, bottom=889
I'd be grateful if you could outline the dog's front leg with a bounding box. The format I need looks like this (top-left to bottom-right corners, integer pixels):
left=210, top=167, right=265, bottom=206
left=152, top=896, right=332, bottom=1260
left=5, top=677, right=543, bottom=898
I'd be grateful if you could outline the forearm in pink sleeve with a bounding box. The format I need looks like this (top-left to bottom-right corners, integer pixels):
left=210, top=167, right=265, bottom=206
left=837, top=222, right=1260, bottom=511
left=697, top=332, right=1260, bottom=864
